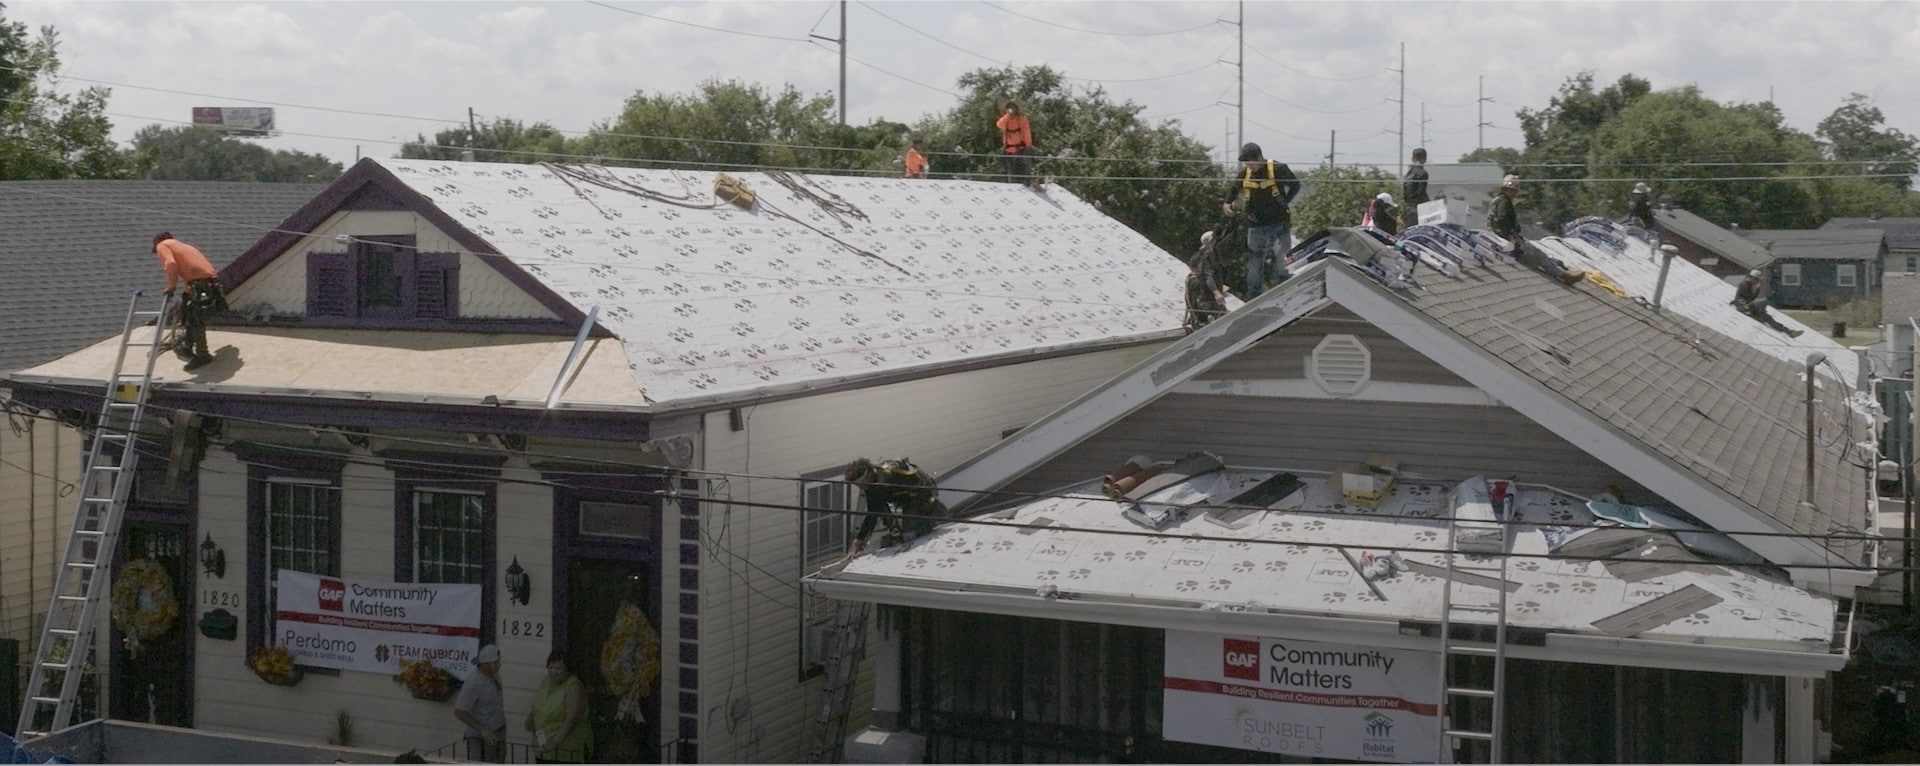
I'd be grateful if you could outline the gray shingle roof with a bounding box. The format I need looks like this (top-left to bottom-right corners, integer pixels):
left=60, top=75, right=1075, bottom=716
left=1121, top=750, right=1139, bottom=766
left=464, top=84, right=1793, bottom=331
left=1882, top=272, right=1920, bottom=325
left=1746, top=228, right=1886, bottom=261
left=1398, top=256, right=1865, bottom=546
left=1825, top=216, right=1920, bottom=252
left=0, top=181, right=323, bottom=372
left=1653, top=207, right=1777, bottom=269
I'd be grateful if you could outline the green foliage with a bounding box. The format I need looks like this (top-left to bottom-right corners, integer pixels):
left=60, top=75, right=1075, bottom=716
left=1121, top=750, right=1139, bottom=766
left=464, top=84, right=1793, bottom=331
left=1288, top=165, right=1397, bottom=236
left=1456, top=147, right=1522, bottom=170
left=130, top=125, right=342, bottom=182
left=399, top=117, right=578, bottom=164
left=1816, top=93, right=1918, bottom=190
left=1586, top=86, right=1820, bottom=228
left=579, top=79, right=903, bottom=173
left=909, top=65, right=1222, bottom=254
left=1512, top=71, right=1651, bottom=226
left=0, top=5, right=129, bottom=179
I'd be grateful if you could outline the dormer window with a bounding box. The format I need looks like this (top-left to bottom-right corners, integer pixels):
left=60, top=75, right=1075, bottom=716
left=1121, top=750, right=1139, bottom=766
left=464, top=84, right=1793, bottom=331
left=307, top=235, right=460, bottom=320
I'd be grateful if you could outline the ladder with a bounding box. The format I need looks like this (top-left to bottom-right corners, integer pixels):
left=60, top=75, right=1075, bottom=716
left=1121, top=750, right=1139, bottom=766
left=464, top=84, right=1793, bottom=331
left=17, top=292, right=172, bottom=738
left=1434, top=504, right=1512, bottom=764
left=806, top=600, right=873, bottom=764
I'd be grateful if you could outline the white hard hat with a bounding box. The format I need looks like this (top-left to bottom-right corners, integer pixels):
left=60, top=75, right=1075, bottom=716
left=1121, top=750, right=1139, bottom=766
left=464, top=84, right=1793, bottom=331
left=1376, top=192, right=1394, bottom=206
left=1501, top=174, right=1520, bottom=188
left=1633, top=182, right=1651, bottom=194
left=1750, top=270, right=1763, bottom=279
left=1200, top=230, right=1216, bottom=247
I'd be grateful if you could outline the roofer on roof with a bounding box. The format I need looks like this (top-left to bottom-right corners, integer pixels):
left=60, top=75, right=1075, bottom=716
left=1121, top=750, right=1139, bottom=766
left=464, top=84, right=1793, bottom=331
left=1488, top=176, right=1588, bottom=286
left=1733, top=267, right=1804, bottom=338
left=152, top=232, right=230, bottom=372
left=1222, top=142, right=1302, bottom=298
left=995, top=100, right=1041, bottom=191
left=1401, top=147, right=1429, bottom=230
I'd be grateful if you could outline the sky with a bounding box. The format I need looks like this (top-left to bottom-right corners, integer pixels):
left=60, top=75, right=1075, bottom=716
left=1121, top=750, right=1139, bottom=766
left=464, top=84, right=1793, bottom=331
left=8, top=0, right=1920, bottom=174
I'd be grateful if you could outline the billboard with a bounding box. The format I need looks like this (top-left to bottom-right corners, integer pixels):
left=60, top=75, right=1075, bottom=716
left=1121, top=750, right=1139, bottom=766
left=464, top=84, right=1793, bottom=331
left=274, top=569, right=483, bottom=677
left=191, top=106, right=276, bottom=136
left=1163, top=631, right=1442, bottom=763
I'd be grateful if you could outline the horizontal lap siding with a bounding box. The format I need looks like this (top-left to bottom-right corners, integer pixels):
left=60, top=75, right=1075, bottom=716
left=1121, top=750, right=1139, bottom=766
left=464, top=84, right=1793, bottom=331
left=697, top=343, right=1167, bottom=763
left=0, top=416, right=81, bottom=645
left=1007, top=394, right=1646, bottom=499
left=1199, top=306, right=1471, bottom=387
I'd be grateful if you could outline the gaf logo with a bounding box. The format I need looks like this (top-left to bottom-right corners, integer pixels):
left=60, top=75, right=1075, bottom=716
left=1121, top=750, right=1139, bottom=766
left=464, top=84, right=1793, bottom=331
left=1222, top=638, right=1260, bottom=680
left=318, top=578, right=346, bottom=612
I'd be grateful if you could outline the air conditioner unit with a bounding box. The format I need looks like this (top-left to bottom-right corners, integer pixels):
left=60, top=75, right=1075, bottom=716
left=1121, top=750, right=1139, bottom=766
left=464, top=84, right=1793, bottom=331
left=803, top=620, right=836, bottom=668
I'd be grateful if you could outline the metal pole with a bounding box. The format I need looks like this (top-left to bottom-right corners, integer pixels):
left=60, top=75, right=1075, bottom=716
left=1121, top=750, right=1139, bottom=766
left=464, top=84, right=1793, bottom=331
left=839, top=0, right=848, bottom=125
left=1478, top=75, right=1488, bottom=152
left=1651, top=244, right=1676, bottom=313
left=1909, top=336, right=1918, bottom=615
left=1328, top=130, right=1335, bottom=166
left=468, top=107, right=478, bottom=145
left=1236, top=0, right=1244, bottom=154
left=1806, top=352, right=1825, bottom=507
left=1397, top=42, right=1405, bottom=179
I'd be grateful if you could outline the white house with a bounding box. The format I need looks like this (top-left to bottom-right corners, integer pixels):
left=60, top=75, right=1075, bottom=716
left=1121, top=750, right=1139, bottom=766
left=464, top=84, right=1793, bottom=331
left=3, top=158, right=1192, bottom=761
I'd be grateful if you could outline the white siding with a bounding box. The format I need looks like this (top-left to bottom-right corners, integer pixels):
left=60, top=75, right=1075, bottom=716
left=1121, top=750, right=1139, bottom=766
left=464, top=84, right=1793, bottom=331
left=0, top=410, right=82, bottom=646
left=695, top=342, right=1166, bottom=763
left=225, top=210, right=556, bottom=320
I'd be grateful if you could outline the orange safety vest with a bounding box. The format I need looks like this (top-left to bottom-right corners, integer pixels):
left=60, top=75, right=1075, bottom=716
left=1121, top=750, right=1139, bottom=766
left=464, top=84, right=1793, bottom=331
left=997, top=114, right=1032, bottom=153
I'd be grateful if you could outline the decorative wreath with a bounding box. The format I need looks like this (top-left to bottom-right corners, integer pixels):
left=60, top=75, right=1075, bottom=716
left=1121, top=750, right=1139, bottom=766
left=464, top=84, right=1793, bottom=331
left=394, top=659, right=458, bottom=701
left=110, top=559, right=179, bottom=655
left=600, top=602, right=660, bottom=723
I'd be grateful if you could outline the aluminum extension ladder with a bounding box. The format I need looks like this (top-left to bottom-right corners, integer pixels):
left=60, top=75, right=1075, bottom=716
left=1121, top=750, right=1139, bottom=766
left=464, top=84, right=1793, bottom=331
left=806, top=600, right=873, bottom=764
left=1434, top=505, right=1512, bottom=764
left=16, top=292, right=173, bottom=738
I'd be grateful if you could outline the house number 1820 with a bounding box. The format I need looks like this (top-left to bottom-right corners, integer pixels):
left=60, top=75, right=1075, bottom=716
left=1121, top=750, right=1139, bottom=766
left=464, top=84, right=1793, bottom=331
left=201, top=589, right=242, bottom=608
left=502, top=619, right=546, bottom=638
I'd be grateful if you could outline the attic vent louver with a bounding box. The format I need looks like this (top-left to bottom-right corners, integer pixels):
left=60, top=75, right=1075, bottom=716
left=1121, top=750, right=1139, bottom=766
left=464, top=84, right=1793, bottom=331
left=1309, top=334, right=1372, bottom=396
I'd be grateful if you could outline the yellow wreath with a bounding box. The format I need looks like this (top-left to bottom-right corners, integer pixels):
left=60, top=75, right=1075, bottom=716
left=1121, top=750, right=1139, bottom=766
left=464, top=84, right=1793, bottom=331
left=111, top=559, right=180, bottom=652
left=600, top=602, right=660, bottom=723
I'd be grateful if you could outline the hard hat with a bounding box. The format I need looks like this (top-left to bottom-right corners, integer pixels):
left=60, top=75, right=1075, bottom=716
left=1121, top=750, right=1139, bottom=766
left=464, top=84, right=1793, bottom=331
left=1633, top=182, right=1651, bottom=194
left=1501, top=174, right=1520, bottom=189
left=1376, top=192, right=1394, bottom=206
left=1750, top=270, right=1763, bottom=279
left=1200, top=230, right=1216, bottom=247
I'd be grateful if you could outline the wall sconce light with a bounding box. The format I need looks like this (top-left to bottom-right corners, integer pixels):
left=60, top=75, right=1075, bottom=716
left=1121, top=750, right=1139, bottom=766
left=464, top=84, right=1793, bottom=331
left=199, top=533, right=226, bottom=579
left=504, top=557, right=531, bottom=606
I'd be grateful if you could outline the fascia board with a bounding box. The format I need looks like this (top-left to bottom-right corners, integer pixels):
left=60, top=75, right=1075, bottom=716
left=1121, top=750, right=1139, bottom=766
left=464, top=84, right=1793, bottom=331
left=1322, top=267, right=1839, bottom=571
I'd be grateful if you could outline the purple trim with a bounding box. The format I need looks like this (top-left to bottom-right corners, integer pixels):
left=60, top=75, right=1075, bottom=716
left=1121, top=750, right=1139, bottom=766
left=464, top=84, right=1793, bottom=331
left=355, top=235, right=417, bottom=320
left=245, top=460, right=344, bottom=654
left=417, top=252, right=460, bottom=320
left=678, top=716, right=698, bottom=741
left=678, top=543, right=698, bottom=566
left=221, top=159, right=591, bottom=328
left=211, top=315, right=587, bottom=335
left=339, top=182, right=409, bottom=212
left=543, top=468, right=664, bottom=669
left=678, top=692, right=698, bottom=717
left=375, top=448, right=509, bottom=475
left=678, top=642, right=697, bottom=665
left=307, top=251, right=351, bottom=317
left=679, top=592, right=697, bottom=615
left=227, top=440, right=350, bottom=474
left=393, top=474, right=498, bottom=644
left=678, top=667, right=697, bottom=689
left=679, top=617, right=697, bottom=640
left=679, top=567, right=697, bottom=590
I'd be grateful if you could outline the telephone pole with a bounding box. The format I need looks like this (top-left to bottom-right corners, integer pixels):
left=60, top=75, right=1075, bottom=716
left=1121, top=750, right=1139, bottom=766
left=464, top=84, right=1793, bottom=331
left=1218, top=2, right=1243, bottom=155
left=1477, top=75, right=1493, bottom=152
left=468, top=107, right=478, bottom=145
left=1386, top=42, right=1405, bottom=177
left=1420, top=103, right=1431, bottom=149
left=811, top=1, right=848, bottom=125
left=1326, top=130, right=1336, bottom=167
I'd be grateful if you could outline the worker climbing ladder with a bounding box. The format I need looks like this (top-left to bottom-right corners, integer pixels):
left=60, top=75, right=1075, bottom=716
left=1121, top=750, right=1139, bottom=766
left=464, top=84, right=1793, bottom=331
left=806, top=599, right=873, bottom=764
left=16, top=292, right=173, bottom=738
left=1434, top=505, right=1512, bottom=764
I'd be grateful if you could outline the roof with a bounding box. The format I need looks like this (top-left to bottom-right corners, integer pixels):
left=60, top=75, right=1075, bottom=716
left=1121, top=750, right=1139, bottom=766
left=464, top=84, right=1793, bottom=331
left=0, top=181, right=324, bottom=372
left=935, top=237, right=1871, bottom=573
left=1746, top=228, right=1887, bottom=261
left=1882, top=272, right=1920, bottom=325
left=225, top=159, right=1188, bottom=409
left=813, top=471, right=1842, bottom=672
left=1544, top=221, right=1858, bottom=383
left=1652, top=207, right=1777, bottom=270
left=1825, top=216, right=1920, bottom=252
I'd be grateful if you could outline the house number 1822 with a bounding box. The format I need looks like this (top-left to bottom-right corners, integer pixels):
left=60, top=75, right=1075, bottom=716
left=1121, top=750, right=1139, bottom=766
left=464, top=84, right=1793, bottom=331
left=502, top=619, right=546, bottom=638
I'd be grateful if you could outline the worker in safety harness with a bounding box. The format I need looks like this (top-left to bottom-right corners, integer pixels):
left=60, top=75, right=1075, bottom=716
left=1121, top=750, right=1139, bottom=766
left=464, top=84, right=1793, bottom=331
left=995, top=99, right=1042, bottom=191
left=904, top=138, right=929, bottom=179
left=1221, top=142, right=1301, bottom=298
left=1625, top=181, right=1657, bottom=230
left=1184, top=227, right=1231, bottom=333
left=153, top=232, right=230, bottom=371
left=1401, top=147, right=1430, bottom=230
left=845, top=457, right=946, bottom=556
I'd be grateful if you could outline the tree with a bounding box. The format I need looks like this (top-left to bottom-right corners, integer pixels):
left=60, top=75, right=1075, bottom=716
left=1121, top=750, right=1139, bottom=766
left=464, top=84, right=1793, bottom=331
left=909, top=65, right=1221, bottom=254
left=398, top=117, right=580, bottom=164
left=1456, top=147, right=1522, bottom=170
left=1816, top=93, right=1918, bottom=191
left=130, top=125, right=342, bottom=182
left=1586, top=87, right=1821, bottom=229
left=1288, top=165, right=1397, bottom=236
left=580, top=79, right=903, bottom=174
left=0, top=5, right=128, bottom=179
left=1512, top=72, right=1651, bottom=226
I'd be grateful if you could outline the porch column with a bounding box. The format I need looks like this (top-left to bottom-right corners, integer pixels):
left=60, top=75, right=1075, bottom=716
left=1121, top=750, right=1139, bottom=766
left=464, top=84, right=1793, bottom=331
left=844, top=606, right=925, bottom=764
left=1741, top=677, right=1780, bottom=764
left=1784, top=677, right=1816, bottom=764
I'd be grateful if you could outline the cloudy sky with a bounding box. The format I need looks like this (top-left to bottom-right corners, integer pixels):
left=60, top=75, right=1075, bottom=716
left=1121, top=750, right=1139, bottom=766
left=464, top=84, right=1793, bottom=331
left=9, top=0, right=1919, bottom=172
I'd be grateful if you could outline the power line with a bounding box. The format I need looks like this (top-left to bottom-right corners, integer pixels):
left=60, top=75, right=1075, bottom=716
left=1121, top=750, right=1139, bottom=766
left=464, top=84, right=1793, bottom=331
left=581, top=0, right=814, bottom=43
left=855, top=1, right=1005, bottom=66
left=810, top=40, right=960, bottom=97
left=1245, top=46, right=1386, bottom=83
left=1245, top=80, right=1388, bottom=115
left=974, top=0, right=1226, bottom=37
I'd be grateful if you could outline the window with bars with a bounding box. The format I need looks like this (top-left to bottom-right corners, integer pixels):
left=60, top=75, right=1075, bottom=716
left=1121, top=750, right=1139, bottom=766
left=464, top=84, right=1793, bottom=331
left=306, top=235, right=460, bottom=321
left=257, top=477, right=338, bottom=653
left=801, top=480, right=857, bottom=570
left=414, top=489, right=486, bottom=584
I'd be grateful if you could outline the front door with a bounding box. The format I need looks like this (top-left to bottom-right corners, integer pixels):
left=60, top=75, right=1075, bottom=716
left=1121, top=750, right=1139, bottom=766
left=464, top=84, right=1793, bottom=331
left=565, top=559, right=658, bottom=763
left=110, top=521, right=193, bottom=726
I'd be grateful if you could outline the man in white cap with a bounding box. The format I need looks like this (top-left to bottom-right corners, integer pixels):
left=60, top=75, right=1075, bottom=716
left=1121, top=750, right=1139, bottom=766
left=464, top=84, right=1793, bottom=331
left=1365, top=192, right=1399, bottom=236
left=455, top=644, right=508, bottom=762
left=1733, top=269, right=1803, bottom=337
left=1490, top=175, right=1587, bottom=285
left=1626, top=182, right=1656, bottom=230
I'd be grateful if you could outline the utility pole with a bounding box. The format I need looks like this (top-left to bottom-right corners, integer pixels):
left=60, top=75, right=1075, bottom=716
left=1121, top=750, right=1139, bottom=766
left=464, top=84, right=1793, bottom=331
left=1237, top=1, right=1244, bottom=154
left=1386, top=42, right=1405, bottom=177
left=468, top=107, right=478, bottom=145
left=1477, top=75, right=1493, bottom=152
left=1420, top=103, right=1431, bottom=149
left=1327, top=130, right=1335, bottom=167
left=811, top=1, right=848, bottom=125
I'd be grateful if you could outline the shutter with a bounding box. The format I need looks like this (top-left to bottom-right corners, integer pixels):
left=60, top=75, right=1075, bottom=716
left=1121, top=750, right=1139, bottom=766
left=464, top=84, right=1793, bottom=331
left=1308, top=334, right=1372, bottom=396
left=307, top=251, right=352, bottom=317
left=414, top=252, right=460, bottom=319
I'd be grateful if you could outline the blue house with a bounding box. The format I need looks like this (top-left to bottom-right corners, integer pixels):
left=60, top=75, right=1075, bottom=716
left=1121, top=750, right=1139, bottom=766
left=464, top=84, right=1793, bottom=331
left=1747, top=228, right=1888, bottom=309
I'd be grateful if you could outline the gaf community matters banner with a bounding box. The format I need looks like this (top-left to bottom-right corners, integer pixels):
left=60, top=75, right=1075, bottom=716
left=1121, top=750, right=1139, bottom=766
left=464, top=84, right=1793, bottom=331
left=1163, top=631, right=1441, bottom=763
left=275, top=570, right=483, bottom=676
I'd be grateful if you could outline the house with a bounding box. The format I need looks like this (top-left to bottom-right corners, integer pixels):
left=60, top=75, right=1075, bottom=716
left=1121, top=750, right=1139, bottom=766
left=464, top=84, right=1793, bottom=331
left=809, top=224, right=1877, bottom=763
left=1421, top=163, right=1506, bottom=224
left=2, top=158, right=1192, bottom=761
left=1746, top=228, right=1889, bottom=310
left=1881, top=273, right=1920, bottom=376
left=1825, top=216, right=1920, bottom=275
left=0, top=181, right=322, bottom=727
left=1648, top=207, right=1777, bottom=280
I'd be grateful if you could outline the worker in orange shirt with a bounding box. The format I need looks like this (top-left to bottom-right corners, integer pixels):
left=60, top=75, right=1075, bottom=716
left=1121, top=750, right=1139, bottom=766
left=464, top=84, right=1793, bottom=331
left=995, top=99, right=1041, bottom=191
left=904, top=138, right=929, bottom=179
left=152, top=232, right=229, bottom=371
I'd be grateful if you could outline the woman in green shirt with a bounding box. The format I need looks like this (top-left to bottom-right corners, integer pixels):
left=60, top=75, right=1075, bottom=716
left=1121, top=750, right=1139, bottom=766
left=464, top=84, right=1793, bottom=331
left=527, top=651, right=593, bottom=763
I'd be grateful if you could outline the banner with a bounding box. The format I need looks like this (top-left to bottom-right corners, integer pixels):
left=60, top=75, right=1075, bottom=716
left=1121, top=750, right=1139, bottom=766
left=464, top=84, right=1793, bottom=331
left=274, top=570, right=483, bottom=676
left=1163, top=631, right=1441, bottom=763
left=191, top=106, right=275, bottom=136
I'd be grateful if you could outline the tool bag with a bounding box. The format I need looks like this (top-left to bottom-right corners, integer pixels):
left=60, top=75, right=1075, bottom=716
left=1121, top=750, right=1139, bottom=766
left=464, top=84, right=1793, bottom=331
left=714, top=172, right=757, bottom=209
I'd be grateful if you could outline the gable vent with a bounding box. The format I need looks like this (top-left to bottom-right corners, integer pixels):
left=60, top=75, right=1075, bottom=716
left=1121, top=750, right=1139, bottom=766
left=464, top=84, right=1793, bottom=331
left=1309, top=334, right=1372, bottom=396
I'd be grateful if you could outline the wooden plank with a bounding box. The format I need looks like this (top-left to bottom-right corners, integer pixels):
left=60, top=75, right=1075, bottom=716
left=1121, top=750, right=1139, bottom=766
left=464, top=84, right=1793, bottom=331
left=1591, top=584, right=1724, bottom=637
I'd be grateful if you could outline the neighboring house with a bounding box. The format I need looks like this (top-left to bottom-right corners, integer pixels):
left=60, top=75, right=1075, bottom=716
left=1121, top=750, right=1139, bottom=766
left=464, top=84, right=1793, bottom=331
left=1881, top=273, right=1920, bottom=376
left=3, top=159, right=1190, bottom=761
left=0, top=182, right=322, bottom=720
left=1649, top=206, right=1777, bottom=280
left=1745, top=228, right=1888, bottom=310
left=1825, top=216, right=1920, bottom=275
left=1422, top=163, right=1506, bottom=224
left=812, top=229, right=1876, bottom=764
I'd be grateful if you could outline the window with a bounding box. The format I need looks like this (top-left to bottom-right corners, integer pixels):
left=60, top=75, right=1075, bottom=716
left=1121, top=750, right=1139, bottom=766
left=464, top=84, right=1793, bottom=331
left=1780, top=263, right=1802, bottom=286
left=413, top=489, right=486, bottom=584
left=1837, top=264, right=1858, bottom=288
left=578, top=501, right=651, bottom=540
left=801, top=480, right=857, bottom=570
left=249, top=474, right=341, bottom=654
left=307, top=235, right=460, bottom=320
left=1907, top=255, right=1917, bottom=274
